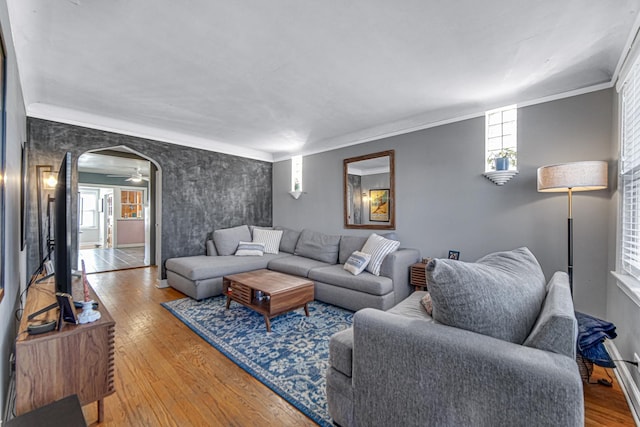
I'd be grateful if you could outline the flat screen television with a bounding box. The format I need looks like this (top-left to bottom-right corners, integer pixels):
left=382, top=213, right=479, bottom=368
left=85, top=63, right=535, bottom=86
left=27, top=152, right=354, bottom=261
left=54, top=152, right=73, bottom=296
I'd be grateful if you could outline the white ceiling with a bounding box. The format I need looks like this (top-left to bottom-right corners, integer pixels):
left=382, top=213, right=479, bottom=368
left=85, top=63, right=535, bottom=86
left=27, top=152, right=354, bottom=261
left=7, top=1, right=640, bottom=162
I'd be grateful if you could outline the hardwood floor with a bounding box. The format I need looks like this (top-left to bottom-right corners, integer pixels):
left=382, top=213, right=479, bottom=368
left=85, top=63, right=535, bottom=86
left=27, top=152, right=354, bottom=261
left=82, top=267, right=636, bottom=426
left=82, top=267, right=315, bottom=426
left=79, top=247, right=147, bottom=273
left=585, top=365, right=637, bottom=426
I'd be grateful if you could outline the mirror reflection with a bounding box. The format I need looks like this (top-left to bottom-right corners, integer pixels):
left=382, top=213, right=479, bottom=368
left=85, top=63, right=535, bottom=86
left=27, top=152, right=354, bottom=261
left=344, top=150, right=395, bottom=230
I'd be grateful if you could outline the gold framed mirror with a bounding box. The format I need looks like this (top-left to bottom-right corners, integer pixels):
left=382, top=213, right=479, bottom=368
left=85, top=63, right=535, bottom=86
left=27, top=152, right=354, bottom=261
left=343, top=150, right=395, bottom=230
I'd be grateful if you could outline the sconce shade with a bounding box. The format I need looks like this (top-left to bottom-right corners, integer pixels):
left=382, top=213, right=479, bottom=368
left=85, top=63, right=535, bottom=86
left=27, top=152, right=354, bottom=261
left=537, top=161, right=608, bottom=192
left=42, top=171, right=58, bottom=189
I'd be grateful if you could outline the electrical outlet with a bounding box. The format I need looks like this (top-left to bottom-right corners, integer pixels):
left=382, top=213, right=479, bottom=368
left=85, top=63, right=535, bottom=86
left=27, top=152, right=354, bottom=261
left=634, top=353, right=640, bottom=373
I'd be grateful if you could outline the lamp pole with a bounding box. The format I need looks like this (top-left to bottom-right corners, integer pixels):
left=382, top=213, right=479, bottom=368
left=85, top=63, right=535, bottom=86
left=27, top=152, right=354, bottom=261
left=567, top=187, right=573, bottom=295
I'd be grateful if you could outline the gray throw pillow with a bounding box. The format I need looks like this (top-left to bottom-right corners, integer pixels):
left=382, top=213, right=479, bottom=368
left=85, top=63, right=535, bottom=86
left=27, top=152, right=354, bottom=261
left=426, top=247, right=546, bottom=344
left=274, top=226, right=301, bottom=253
left=212, top=225, right=251, bottom=256
left=294, top=229, right=341, bottom=264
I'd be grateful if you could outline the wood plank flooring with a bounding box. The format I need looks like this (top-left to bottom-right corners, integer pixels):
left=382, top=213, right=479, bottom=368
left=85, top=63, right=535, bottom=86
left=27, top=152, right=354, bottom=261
left=79, top=247, right=147, bottom=273
left=82, top=267, right=636, bottom=426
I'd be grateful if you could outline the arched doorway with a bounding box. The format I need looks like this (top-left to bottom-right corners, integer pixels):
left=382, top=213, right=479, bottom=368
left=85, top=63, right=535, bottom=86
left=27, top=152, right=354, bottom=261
left=77, top=146, right=162, bottom=274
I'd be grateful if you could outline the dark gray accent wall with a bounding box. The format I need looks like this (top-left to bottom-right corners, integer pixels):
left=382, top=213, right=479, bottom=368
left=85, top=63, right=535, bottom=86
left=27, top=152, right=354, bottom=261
left=274, top=89, right=614, bottom=317
left=26, top=118, right=272, bottom=277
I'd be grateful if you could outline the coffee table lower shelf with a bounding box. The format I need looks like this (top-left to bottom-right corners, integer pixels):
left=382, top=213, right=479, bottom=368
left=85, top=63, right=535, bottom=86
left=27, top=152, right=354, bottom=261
left=223, top=270, right=315, bottom=332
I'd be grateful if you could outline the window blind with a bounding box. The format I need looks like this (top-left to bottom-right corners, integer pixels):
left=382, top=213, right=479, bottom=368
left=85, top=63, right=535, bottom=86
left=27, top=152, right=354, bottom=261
left=621, top=55, right=640, bottom=279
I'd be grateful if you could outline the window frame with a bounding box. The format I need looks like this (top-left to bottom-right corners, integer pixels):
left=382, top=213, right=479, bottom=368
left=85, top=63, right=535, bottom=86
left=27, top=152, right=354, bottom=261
left=485, top=105, right=518, bottom=172
left=79, top=187, right=100, bottom=230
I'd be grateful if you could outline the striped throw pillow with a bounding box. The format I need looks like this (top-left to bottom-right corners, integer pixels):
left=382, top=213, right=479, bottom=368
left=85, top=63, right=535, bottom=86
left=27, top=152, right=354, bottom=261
left=252, top=228, right=283, bottom=254
left=235, top=241, right=265, bottom=256
left=344, top=251, right=372, bottom=275
left=361, top=233, right=400, bottom=276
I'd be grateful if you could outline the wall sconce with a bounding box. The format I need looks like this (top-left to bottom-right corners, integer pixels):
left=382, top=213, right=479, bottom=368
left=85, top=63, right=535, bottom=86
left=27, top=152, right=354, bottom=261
left=42, top=171, right=58, bottom=189
left=289, top=155, right=305, bottom=199
left=362, top=192, right=368, bottom=202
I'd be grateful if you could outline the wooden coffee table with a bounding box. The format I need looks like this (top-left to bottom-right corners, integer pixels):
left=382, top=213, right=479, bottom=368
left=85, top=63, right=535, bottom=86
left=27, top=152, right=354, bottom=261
left=223, top=269, right=314, bottom=332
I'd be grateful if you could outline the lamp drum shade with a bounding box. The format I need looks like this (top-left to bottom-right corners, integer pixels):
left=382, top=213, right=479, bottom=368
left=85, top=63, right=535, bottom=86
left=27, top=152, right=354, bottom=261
left=537, top=161, right=608, bottom=192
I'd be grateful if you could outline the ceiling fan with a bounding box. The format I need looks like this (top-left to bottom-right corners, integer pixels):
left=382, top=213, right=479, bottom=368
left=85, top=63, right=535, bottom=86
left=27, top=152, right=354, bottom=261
left=107, top=168, right=150, bottom=183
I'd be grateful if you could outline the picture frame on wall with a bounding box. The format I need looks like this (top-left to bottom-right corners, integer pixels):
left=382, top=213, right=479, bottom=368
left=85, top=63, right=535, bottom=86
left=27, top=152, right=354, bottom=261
left=369, top=188, right=390, bottom=222
left=448, top=250, right=460, bottom=260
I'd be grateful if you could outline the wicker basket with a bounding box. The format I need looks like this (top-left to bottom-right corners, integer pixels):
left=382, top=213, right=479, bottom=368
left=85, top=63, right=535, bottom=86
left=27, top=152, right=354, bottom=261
left=576, top=354, right=594, bottom=382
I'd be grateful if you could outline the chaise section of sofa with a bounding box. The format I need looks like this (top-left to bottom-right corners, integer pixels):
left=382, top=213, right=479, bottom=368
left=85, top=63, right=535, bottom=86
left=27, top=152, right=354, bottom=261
left=165, top=253, right=290, bottom=300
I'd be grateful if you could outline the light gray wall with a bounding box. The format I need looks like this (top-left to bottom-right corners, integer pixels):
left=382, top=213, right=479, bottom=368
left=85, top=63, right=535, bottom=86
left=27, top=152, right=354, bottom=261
left=274, top=89, right=614, bottom=317
left=0, top=5, right=27, bottom=420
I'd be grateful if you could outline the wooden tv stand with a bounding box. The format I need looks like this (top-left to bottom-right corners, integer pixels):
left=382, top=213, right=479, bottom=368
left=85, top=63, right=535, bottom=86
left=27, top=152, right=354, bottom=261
left=15, top=276, right=115, bottom=423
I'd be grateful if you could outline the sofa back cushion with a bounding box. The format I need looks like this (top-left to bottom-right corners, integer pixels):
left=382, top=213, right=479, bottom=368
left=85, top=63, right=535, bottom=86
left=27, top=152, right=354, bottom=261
left=427, top=247, right=546, bottom=344
left=274, top=226, right=301, bottom=253
left=339, top=236, right=369, bottom=264
left=213, top=225, right=252, bottom=256
left=206, top=239, right=217, bottom=256
left=523, top=271, right=577, bottom=358
left=294, top=229, right=341, bottom=264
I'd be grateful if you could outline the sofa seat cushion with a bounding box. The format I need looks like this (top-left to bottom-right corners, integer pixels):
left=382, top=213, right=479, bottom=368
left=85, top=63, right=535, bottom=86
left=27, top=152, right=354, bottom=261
left=309, top=265, right=393, bottom=296
left=267, top=255, right=329, bottom=277
left=329, top=328, right=353, bottom=377
left=426, top=247, right=546, bottom=344
left=387, top=291, right=435, bottom=321
left=166, top=254, right=289, bottom=281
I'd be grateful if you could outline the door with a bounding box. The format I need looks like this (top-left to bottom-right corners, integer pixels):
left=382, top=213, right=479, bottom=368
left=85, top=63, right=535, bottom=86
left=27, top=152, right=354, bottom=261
left=104, top=193, right=113, bottom=249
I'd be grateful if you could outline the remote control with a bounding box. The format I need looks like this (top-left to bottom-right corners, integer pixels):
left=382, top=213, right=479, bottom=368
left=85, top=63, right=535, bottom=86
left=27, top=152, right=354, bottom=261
left=27, top=320, right=57, bottom=335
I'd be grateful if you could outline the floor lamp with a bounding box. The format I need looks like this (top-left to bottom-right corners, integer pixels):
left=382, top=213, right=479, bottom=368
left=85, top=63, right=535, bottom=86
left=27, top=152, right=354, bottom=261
left=537, top=161, right=608, bottom=296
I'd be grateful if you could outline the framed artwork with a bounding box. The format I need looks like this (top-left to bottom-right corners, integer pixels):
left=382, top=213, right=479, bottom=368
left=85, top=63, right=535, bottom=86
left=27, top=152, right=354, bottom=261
left=448, top=250, right=460, bottom=260
left=369, top=189, right=390, bottom=222
left=0, top=24, right=7, bottom=301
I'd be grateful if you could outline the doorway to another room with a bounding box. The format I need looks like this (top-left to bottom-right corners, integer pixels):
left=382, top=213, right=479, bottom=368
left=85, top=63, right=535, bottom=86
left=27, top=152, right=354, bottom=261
left=78, top=149, right=155, bottom=273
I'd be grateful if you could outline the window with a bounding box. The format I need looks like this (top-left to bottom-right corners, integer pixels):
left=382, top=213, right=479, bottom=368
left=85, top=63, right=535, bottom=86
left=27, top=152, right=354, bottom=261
left=485, top=105, right=517, bottom=172
left=620, top=56, right=640, bottom=279
left=79, top=188, right=99, bottom=228
left=121, top=190, right=144, bottom=219
left=291, top=155, right=303, bottom=192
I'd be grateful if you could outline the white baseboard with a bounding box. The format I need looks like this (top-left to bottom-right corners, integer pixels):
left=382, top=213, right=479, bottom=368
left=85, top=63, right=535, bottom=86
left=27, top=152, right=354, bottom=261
left=605, top=341, right=640, bottom=425
left=156, top=279, right=169, bottom=289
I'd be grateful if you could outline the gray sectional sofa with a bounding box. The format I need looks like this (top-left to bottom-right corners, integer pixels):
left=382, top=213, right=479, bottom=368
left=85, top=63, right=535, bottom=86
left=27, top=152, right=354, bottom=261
left=165, top=225, right=420, bottom=312
left=326, top=248, right=584, bottom=426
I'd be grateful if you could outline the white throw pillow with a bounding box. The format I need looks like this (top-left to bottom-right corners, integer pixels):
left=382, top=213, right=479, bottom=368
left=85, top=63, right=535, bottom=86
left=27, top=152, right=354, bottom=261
left=235, top=241, right=265, bottom=256
left=252, top=228, right=284, bottom=254
left=343, top=251, right=372, bottom=275
left=361, top=233, right=400, bottom=276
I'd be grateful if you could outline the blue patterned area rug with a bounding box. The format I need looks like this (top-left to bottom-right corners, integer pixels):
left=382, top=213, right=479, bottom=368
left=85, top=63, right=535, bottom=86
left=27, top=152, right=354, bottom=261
left=161, top=296, right=353, bottom=426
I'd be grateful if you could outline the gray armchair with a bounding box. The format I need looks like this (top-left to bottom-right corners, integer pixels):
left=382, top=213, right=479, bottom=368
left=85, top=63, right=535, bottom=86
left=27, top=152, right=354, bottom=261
left=326, top=250, right=584, bottom=426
